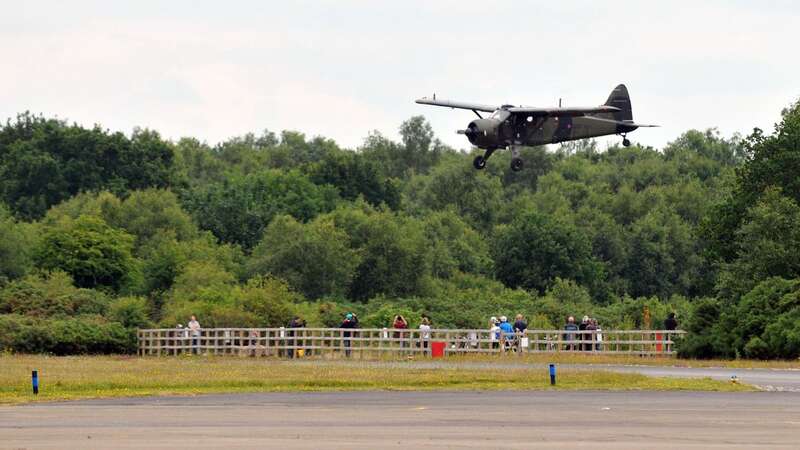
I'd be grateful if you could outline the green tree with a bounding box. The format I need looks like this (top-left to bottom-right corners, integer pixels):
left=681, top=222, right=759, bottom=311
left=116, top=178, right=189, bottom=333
left=116, top=189, right=197, bottom=247
left=0, top=114, right=176, bottom=219
left=183, top=170, right=338, bottom=249
left=308, top=149, right=400, bottom=209
left=422, top=210, right=492, bottom=278
left=327, top=204, right=431, bottom=300
left=623, top=207, right=702, bottom=299
left=36, top=215, right=137, bottom=292
left=0, top=203, right=35, bottom=282
left=247, top=215, right=360, bottom=299
left=234, top=276, right=301, bottom=327
left=704, top=100, right=800, bottom=262
left=716, top=189, right=800, bottom=300
left=492, top=209, right=603, bottom=295
left=406, top=159, right=503, bottom=230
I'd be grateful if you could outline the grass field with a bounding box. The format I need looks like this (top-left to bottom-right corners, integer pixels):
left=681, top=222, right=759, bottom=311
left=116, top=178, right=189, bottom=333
left=445, top=353, right=800, bottom=369
left=0, top=355, right=753, bottom=405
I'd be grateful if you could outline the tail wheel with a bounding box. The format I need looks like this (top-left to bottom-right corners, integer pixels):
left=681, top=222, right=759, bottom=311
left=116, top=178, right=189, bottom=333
left=510, top=157, right=523, bottom=172
left=473, top=155, right=487, bottom=170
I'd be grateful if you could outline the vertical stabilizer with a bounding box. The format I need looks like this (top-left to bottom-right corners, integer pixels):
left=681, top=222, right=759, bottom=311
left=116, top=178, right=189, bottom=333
left=604, top=84, right=633, bottom=122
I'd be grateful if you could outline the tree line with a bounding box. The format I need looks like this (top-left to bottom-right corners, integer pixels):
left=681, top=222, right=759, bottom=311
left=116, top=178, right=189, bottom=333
left=1, top=103, right=799, bottom=358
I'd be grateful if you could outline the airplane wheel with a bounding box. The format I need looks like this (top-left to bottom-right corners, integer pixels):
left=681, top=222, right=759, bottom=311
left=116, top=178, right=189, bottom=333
left=622, top=138, right=631, bottom=147
left=473, top=155, right=487, bottom=170
left=510, top=157, right=523, bottom=172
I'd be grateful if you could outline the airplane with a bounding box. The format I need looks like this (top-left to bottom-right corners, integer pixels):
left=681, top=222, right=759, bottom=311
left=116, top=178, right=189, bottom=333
left=416, top=84, right=657, bottom=171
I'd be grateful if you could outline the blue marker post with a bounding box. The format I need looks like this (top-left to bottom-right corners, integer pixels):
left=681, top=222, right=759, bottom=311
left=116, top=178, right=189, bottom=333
left=32, top=370, right=39, bottom=395
left=549, top=364, right=556, bottom=386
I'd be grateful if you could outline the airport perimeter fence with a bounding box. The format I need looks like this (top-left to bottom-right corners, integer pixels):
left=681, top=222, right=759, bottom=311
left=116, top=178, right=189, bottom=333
left=137, top=328, right=686, bottom=358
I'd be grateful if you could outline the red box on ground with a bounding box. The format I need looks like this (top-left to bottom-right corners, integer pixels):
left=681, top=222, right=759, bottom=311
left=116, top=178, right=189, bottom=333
left=431, top=341, right=446, bottom=358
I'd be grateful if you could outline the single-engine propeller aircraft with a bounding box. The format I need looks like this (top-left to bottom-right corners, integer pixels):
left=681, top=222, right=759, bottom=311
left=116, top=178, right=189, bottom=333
left=416, top=84, right=657, bottom=171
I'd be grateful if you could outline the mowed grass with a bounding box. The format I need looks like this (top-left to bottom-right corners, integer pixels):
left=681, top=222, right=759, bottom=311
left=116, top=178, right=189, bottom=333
left=443, top=353, right=800, bottom=369
left=0, top=354, right=752, bottom=404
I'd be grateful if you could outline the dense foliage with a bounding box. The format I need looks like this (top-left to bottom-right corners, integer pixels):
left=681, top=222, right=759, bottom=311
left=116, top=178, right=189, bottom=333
left=1, top=103, right=799, bottom=358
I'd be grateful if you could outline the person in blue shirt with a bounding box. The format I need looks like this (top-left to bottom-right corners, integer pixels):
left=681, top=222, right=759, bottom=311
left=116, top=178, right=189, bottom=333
left=498, top=316, right=515, bottom=349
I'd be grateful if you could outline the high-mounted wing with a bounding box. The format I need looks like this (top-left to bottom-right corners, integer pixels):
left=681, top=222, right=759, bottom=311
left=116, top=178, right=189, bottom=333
left=506, top=105, right=621, bottom=117
left=415, top=97, right=498, bottom=113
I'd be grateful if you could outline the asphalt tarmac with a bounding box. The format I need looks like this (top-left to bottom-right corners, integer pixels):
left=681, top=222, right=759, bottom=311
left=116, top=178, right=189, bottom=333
left=2, top=390, right=799, bottom=449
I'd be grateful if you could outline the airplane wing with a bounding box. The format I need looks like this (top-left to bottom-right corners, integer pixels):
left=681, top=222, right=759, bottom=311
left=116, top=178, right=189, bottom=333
left=506, top=105, right=621, bottom=117
left=415, top=97, right=498, bottom=113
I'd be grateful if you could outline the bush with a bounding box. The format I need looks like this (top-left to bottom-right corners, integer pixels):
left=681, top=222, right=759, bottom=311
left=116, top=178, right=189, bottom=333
left=109, top=296, right=152, bottom=329
left=0, top=271, right=110, bottom=317
left=0, top=314, right=135, bottom=354
left=743, top=336, right=770, bottom=359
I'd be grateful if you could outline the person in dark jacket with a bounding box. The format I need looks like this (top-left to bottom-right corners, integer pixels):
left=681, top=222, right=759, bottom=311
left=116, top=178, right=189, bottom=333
left=564, top=316, right=579, bottom=351
left=578, top=315, right=589, bottom=351
left=341, top=313, right=359, bottom=357
left=584, top=317, right=597, bottom=352
left=287, top=316, right=305, bottom=358
left=664, top=312, right=678, bottom=331
left=513, top=314, right=528, bottom=334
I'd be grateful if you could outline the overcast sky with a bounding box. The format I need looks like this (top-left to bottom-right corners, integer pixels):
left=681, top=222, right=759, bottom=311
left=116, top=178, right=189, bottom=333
left=2, top=1, right=798, bottom=151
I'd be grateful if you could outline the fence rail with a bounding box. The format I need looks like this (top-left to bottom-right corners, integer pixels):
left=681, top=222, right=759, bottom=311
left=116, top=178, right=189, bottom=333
left=137, top=328, right=685, bottom=358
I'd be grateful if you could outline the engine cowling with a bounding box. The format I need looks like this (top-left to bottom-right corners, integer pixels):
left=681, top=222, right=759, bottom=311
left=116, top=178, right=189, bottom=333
left=464, top=118, right=501, bottom=149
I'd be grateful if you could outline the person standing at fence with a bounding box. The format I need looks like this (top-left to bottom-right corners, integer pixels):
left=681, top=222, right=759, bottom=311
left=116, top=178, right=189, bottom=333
left=341, top=313, right=358, bottom=357
left=513, top=314, right=527, bottom=334
left=585, top=317, right=597, bottom=351
left=489, top=317, right=500, bottom=349
left=593, top=318, right=603, bottom=351
left=578, top=315, right=589, bottom=351
left=498, top=316, right=515, bottom=351
left=287, top=316, right=305, bottom=358
left=419, top=317, right=431, bottom=351
left=392, top=315, right=408, bottom=348
left=188, top=315, right=201, bottom=355
left=664, top=312, right=678, bottom=331
left=564, top=316, right=578, bottom=351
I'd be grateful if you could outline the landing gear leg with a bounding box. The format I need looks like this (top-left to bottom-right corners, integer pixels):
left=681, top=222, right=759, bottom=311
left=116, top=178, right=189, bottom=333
left=473, top=148, right=495, bottom=170
left=510, top=145, right=523, bottom=172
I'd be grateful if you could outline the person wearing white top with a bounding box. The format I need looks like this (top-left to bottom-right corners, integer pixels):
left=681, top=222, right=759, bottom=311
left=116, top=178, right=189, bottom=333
left=488, top=317, right=500, bottom=350
left=419, top=317, right=431, bottom=350
left=188, top=315, right=201, bottom=354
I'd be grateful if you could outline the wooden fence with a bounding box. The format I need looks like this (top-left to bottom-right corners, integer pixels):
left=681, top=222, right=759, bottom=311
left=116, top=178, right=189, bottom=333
left=137, top=328, right=685, bottom=357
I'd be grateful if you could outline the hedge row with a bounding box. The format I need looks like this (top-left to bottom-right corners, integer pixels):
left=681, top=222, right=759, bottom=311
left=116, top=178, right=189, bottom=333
left=0, top=314, right=135, bottom=354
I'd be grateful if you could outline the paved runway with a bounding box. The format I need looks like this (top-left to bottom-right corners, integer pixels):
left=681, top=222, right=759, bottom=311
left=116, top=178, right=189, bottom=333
left=2, top=391, right=799, bottom=449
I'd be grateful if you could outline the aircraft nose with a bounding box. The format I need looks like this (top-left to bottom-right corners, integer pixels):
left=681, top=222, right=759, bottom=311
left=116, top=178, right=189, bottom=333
left=463, top=121, right=480, bottom=144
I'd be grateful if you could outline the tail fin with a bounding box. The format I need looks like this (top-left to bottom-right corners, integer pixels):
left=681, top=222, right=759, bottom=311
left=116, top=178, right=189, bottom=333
left=604, top=84, right=633, bottom=122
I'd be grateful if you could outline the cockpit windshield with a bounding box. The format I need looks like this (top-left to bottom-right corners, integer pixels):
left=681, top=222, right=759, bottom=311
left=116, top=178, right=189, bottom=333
left=490, top=109, right=510, bottom=121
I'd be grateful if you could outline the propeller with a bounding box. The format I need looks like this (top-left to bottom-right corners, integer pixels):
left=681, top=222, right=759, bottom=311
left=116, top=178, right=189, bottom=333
left=457, top=122, right=480, bottom=137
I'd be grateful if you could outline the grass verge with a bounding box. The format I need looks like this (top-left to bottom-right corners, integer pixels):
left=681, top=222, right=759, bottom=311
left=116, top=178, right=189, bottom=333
left=0, top=355, right=752, bottom=405
left=473, top=353, right=800, bottom=369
